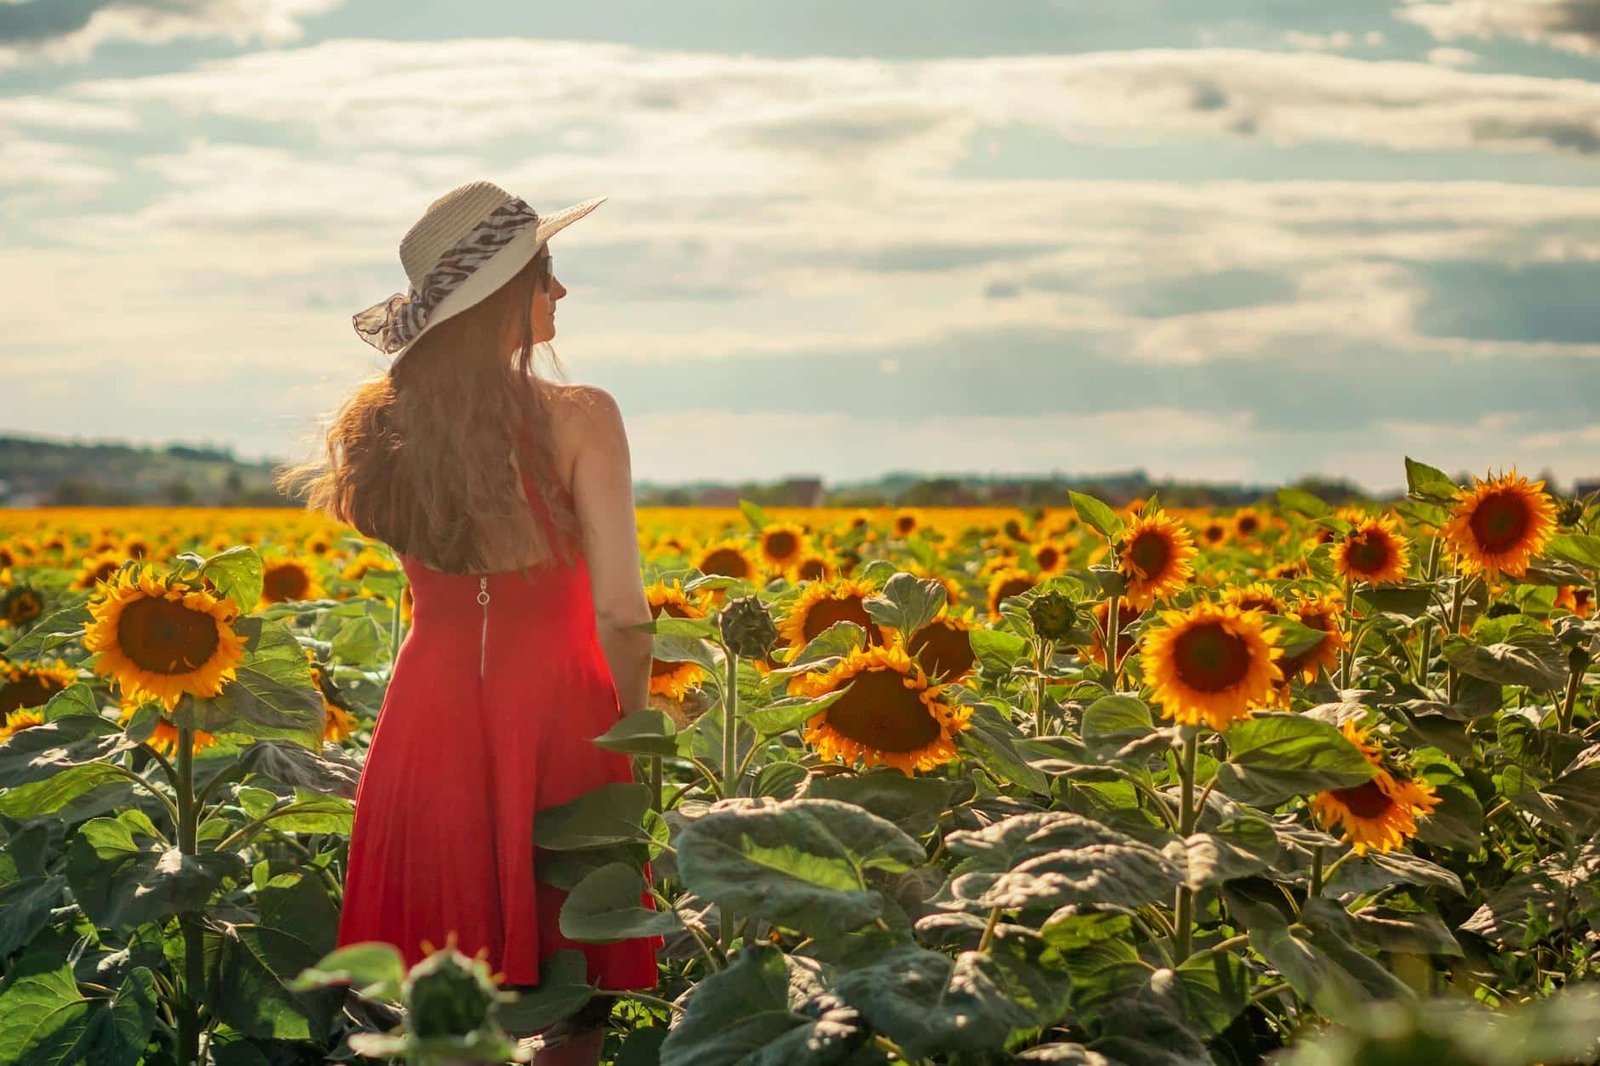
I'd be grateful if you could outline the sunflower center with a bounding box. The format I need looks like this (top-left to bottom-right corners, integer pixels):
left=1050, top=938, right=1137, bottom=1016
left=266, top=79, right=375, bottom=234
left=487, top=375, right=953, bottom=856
left=116, top=596, right=221, bottom=676
left=909, top=620, right=976, bottom=681
left=1468, top=490, right=1531, bottom=554
left=1172, top=622, right=1251, bottom=692
left=997, top=577, right=1034, bottom=603
left=765, top=531, right=798, bottom=558
left=824, top=667, right=942, bottom=753
left=1328, top=779, right=1395, bottom=820
left=1344, top=530, right=1391, bottom=573
left=802, top=596, right=884, bottom=645
left=701, top=548, right=751, bottom=578
left=1126, top=530, right=1170, bottom=579
left=0, top=674, right=66, bottom=716
left=1036, top=546, right=1060, bottom=570
left=263, top=564, right=310, bottom=602
left=798, top=559, right=826, bottom=581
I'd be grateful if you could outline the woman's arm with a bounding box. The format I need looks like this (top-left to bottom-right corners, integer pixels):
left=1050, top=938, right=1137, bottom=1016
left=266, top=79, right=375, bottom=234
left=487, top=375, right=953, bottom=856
left=565, top=386, right=653, bottom=716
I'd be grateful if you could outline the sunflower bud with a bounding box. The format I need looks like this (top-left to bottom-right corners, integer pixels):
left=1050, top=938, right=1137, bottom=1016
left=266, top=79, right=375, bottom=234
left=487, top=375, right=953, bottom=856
left=1027, top=589, right=1079, bottom=642
left=404, top=948, right=500, bottom=1039
left=1556, top=495, right=1586, bottom=528
left=718, top=594, right=778, bottom=659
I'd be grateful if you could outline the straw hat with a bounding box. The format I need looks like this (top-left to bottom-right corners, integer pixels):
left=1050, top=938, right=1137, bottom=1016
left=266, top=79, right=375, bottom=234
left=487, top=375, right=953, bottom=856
left=352, top=180, right=606, bottom=365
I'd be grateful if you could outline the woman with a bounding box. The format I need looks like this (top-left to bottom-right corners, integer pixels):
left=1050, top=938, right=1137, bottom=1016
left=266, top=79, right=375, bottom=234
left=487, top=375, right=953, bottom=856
left=276, top=180, right=664, bottom=1065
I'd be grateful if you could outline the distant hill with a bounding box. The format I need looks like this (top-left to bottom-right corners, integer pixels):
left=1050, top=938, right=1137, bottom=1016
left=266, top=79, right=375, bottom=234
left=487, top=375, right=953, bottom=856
left=0, top=436, right=293, bottom=507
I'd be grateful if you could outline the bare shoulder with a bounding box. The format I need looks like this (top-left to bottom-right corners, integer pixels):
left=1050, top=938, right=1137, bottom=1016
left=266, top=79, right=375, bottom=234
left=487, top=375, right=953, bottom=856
left=543, top=383, right=626, bottom=486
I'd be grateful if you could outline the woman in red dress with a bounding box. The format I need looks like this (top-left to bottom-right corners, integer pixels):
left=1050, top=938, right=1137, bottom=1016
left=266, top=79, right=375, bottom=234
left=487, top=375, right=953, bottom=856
left=279, top=180, right=664, bottom=1065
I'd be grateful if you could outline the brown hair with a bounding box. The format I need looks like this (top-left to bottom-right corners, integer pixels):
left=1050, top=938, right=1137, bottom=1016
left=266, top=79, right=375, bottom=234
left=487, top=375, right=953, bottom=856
left=276, top=247, right=581, bottom=579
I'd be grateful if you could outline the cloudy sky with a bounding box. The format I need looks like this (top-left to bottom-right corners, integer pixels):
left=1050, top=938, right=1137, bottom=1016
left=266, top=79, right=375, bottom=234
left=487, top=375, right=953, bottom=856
left=4, top=0, right=1600, bottom=493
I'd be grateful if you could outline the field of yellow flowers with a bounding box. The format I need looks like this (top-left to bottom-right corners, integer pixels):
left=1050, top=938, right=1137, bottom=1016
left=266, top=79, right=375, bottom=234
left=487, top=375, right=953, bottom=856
left=1, top=457, right=1598, bottom=1065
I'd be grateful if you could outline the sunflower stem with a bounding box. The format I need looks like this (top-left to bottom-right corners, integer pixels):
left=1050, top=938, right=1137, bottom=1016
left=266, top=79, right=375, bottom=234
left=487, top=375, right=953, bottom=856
left=719, top=646, right=740, bottom=954
left=650, top=753, right=664, bottom=814
left=1309, top=845, right=1325, bottom=898
left=1174, top=727, right=1199, bottom=961
left=1319, top=847, right=1358, bottom=890
left=977, top=905, right=1004, bottom=954
left=1107, top=593, right=1123, bottom=691
left=1339, top=574, right=1355, bottom=687
left=175, top=725, right=204, bottom=1066
left=1446, top=572, right=1465, bottom=704
left=1559, top=659, right=1584, bottom=734
left=1416, top=536, right=1443, bottom=687
left=1032, top=637, right=1048, bottom=737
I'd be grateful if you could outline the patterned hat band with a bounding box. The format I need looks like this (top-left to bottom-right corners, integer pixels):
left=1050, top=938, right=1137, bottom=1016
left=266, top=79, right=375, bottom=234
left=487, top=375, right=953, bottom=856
left=352, top=195, right=543, bottom=355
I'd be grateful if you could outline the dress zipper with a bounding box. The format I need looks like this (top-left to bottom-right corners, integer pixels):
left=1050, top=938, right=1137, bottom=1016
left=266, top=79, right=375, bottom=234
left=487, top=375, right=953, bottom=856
left=477, top=576, right=491, bottom=680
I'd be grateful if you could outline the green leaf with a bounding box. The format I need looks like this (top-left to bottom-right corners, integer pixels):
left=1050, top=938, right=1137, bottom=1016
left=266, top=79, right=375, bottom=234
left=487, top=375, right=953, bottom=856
left=558, top=862, right=682, bottom=943
left=969, top=628, right=1028, bottom=673
left=659, top=943, right=866, bottom=1066
left=863, top=572, right=948, bottom=638
left=0, top=712, right=131, bottom=789
left=1080, top=695, right=1154, bottom=755
left=956, top=701, right=1051, bottom=796
left=175, top=617, right=324, bottom=748
left=1441, top=634, right=1566, bottom=693
left=0, top=951, right=157, bottom=1066
left=536, top=782, right=654, bottom=850
left=739, top=498, right=770, bottom=532
left=0, top=875, right=65, bottom=958
left=592, top=710, right=680, bottom=757
left=675, top=797, right=924, bottom=938
left=243, top=739, right=362, bottom=798
left=1183, top=810, right=1279, bottom=890
left=1070, top=492, right=1125, bottom=541
left=1277, top=488, right=1331, bottom=519
left=329, top=614, right=385, bottom=667
left=205, top=923, right=345, bottom=1041
left=0, top=764, right=135, bottom=820
left=202, top=545, right=265, bottom=617
left=1353, top=584, right=1437, bottom=621
left=1, top=599, right=93, bottom=660
left=803, top=770, right=959, bottom=840
left=832, top=944, right=1034, bottom=1060
left=289, top=941, right=407, bottom=1002
left=1213, top=714, right=1377, bottom=807
left=65, top=812, right=246, bottom=931
left=744, top=688, right=849, bottom=737
left=493, top=951, right=600, bottom=1037
left=1403, top=458, right=1460, bottom=503
left=1544, top=533, right=1600, bottom=571
left=943, top=810, right=1183, bottom=912
left=632, top=615, right=719, bottom=639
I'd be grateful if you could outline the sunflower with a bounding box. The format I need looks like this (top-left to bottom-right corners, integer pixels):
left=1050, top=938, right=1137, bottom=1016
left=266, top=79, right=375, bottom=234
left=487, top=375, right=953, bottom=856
left=778, top=576, right=886, bottom=654
left=83, top=565, right=248, bottom=712
left=1332, top=513, right=1412, bottom=586
left=756, top=522, right=809, bottom=577
left=0, top=708, right=45, bottom=743
left=892, top=509, right=922, bottom=538
left=1031, top=540, right=1067, bottom=576
left=259, top=556, right=326, bottom=607
left=1309, top=719, right=1441, bottom=856
left=794, top=554, right=834, bottom=583
left=0, top=583, right=45, bottom=629
left=1555, top=585, right=1594, bottom=619
left=1115, top=511, right=1199, bottom=610
left=1198, top=518, right=1229, bottom=548
left=72, top=551, right=127, bottom=591
left=790, top=642, right=971, bottom=776
left=0, top=658, right=78, bottom=717
left=1273, top=592, right=1347, bottom=696
left=304, top=531, right=333, bottom=556
left=304, top=647, right=360, bottom=744
left=646, top=578, right=711, bottom=699
left=1442, top=470, right=1558, bottom=581
left=1081, top=598, right=1144, bottom=669
left=693, top=539, right=762, bottom=583
left=1265, top=559, right=1310, bottom=581
left=886, top=604, right=982, bottom=684
left=1232, top=507, right=1265, bottom=539
left=1142, top=601, right=1284, bottom=731
left=985, top=567, right=1037, bottom=621
left=1220, top=581, right=1283, bottom=616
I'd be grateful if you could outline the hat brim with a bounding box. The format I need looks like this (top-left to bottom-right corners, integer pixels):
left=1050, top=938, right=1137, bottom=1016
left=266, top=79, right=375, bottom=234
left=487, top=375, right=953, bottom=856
left=389, top=195, right=606, bottom=364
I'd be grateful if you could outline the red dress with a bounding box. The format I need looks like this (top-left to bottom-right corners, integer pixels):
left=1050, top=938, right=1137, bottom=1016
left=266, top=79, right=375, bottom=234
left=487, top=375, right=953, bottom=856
left=334, top=452, right=663, bottom=993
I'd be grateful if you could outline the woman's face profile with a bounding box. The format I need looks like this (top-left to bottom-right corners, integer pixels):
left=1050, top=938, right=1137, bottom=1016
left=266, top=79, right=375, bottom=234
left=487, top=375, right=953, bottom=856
left=527, top=253, right=567, bottom=343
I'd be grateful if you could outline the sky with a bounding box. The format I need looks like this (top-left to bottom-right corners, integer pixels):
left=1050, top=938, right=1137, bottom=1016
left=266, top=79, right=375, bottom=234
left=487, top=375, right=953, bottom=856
left=3, top=1, right=1600, bottom=494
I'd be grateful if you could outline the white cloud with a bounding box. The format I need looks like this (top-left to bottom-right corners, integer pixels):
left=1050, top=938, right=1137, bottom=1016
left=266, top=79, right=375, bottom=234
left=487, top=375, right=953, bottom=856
left=0, top=0, right=345, bottom=69
left=1426, top=45, right=1481, bottom=66
left=1397, top=0, right=1600, bottom=57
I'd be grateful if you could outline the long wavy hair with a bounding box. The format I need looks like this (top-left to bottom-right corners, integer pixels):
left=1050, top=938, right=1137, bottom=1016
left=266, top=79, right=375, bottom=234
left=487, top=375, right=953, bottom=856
left=276, top=246, right=582, bottom=579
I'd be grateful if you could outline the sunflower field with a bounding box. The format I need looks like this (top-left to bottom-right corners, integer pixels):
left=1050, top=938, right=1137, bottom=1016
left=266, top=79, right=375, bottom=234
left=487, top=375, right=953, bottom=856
left=2, top=457, right=1600, bottom=1065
